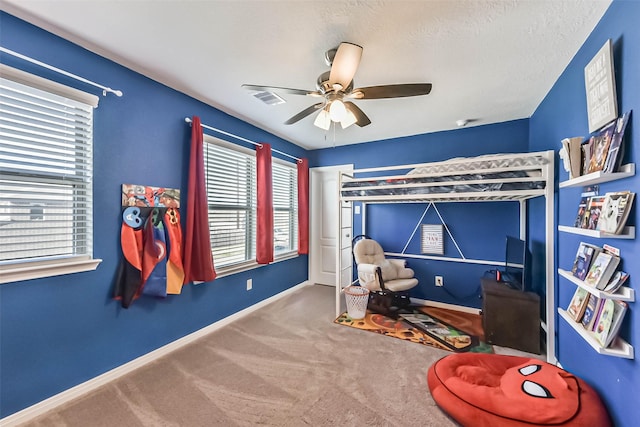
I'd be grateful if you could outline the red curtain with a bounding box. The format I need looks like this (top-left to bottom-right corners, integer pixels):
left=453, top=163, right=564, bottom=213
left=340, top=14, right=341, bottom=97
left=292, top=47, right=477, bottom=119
left=183, top=116, right=216, bottom=284
left=256, top=143, right=274, bottom=264
left=297, top=158, right=309, bottom=254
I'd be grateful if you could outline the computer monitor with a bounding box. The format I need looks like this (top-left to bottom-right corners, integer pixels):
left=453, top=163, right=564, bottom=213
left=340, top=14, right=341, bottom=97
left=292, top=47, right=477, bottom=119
left=503, top=235, right=529, bottom=291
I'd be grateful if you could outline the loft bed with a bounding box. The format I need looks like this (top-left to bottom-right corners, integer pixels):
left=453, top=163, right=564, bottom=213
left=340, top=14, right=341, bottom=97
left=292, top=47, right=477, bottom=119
left=335, top=150, right=556, bottom=363
left=340, top=151, right=549, bottom=203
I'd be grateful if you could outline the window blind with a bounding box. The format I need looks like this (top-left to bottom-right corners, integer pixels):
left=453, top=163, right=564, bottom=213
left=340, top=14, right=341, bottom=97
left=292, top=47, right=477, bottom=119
left=273, top=161, right=298, bottom=255
left=0, top=77, right=93, bottom=263
left=204, top=139, right=257, bottom=267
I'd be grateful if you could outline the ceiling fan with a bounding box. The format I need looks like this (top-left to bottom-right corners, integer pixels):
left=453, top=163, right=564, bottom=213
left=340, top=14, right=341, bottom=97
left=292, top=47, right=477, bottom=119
left=242, top=42, right=432, bottom=130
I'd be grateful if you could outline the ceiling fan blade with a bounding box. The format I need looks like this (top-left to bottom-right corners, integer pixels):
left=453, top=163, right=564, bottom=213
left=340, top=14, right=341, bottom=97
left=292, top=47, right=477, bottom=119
left=284, top=103, right=325, bottom=125
left=344, top=102, right=371, bottom=127
left=349, top=83, right=432, bottom=99
left=328, top=42, right=363, bottom=90
left=242, top=84, right=321, bottom=97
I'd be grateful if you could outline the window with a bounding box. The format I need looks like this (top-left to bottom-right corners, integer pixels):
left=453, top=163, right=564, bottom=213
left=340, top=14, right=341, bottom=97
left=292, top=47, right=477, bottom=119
left=203, top=136, right=298, bottom=272
left=0, top=69, right=99, bottom=283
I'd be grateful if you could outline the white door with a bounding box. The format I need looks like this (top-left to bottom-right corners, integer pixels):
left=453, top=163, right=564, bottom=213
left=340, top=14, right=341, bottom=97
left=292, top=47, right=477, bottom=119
left=309, top=164, right=352, bottom=286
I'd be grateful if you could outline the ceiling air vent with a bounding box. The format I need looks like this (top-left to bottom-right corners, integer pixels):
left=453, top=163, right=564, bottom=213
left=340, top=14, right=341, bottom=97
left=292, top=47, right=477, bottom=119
left=252, top=91, right=285, bottom=106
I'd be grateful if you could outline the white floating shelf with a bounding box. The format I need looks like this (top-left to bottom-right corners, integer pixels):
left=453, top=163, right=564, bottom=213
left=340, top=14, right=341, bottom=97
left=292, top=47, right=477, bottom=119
left=558, top=225, right=635, bottom=239
left=558, top=269, right=635, bottom=302
left=558, top=309, right=634, bottom=359
left=559, top=163, right=635, bottom=188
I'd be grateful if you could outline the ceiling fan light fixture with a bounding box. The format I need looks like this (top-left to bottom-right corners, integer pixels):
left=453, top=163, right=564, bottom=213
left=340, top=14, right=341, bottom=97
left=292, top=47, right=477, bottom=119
left=329, top=99, right=347, bottom=122
left=340, top=110, right=357, bottom=129
left=313, top=109, right=331, bottom=130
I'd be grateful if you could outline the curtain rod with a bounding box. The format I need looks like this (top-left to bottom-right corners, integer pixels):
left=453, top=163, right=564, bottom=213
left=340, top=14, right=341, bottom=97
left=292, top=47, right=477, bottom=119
left=0, top=46, right=123, bottom=97
left=184, top=117, right=301, bottom=162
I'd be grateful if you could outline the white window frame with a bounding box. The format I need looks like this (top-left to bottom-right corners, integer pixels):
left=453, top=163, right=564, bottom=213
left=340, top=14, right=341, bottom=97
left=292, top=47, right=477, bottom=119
left=203, top=135, right=298, bottom=277
left=0, top=65, right=101, bottom=284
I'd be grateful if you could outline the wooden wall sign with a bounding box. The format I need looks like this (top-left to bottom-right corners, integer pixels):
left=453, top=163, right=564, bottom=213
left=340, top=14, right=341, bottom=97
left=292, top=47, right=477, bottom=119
left=585, top=39, right=618, bottom=133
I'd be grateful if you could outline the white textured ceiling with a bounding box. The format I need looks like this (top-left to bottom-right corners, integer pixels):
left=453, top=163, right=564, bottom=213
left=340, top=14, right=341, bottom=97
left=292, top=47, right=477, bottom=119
left=2, top=0, right=611, bottom=150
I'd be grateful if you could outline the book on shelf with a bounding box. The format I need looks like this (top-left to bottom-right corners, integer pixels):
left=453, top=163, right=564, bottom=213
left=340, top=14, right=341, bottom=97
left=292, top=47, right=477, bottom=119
left=573, top=186, right=599, bottom=229
left=581, top=293, right=601, bottom=331
left=590, top=298, right=608, bottom=332
left=566, top=287, right=590, bottom=322
left=602, top=243, right=620, bottom=257
left=603, top=300, right=628, bottom=348
left=593, top=299, right=615, bottom=346
left=596, top=191, right=635, bottom=234
left=584, top=250, right=621, bottom=290
left=582, top=143, right=591, bottom=176
left=573, top=196, right=589, bottom=228
left=571, top=242, right=601, bottom=281
left=603, top=110, right=631, bottom=174
left=603, top=271, right=629, bottom=294
left=587, top=121, right=615, bottom=174
left=561, top=136, right=584, bottom=179
left=585, top=196, right=606, bottom=230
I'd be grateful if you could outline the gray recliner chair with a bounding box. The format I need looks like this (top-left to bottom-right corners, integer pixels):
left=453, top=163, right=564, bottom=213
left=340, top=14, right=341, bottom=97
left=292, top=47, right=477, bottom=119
left=352, top=237, right=418, bottom=314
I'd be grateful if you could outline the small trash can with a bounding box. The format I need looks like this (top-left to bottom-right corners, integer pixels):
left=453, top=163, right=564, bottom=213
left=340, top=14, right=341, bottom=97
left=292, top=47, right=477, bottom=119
left=344, top=285, right=370, bottom=319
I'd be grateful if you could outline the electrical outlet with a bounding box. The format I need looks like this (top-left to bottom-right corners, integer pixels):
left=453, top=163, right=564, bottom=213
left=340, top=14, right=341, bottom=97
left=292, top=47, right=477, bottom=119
left=246, top=278, right=252, bottom=290
left=435, top=276, right=444, bottom=287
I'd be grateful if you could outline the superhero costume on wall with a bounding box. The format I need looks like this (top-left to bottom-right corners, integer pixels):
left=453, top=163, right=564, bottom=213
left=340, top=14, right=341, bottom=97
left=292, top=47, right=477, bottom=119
left=114, top=184, right=184, bottom=308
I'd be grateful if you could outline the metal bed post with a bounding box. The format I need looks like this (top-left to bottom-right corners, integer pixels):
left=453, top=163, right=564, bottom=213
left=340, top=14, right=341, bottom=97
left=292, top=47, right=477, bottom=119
left=545, top=151, right=556, bottom=364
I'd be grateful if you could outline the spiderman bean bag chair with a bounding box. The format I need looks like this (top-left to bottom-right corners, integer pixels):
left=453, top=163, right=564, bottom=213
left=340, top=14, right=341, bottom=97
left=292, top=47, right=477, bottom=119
left=427, top=353, right=611, bottom=426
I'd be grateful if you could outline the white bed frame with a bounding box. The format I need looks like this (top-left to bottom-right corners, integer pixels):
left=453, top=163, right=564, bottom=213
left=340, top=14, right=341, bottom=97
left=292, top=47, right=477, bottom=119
left=335, top=150, right=556, bottom=363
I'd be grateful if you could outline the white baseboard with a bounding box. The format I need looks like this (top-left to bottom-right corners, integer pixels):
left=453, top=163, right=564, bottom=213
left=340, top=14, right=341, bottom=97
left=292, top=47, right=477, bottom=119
left=0, top=281, right=311, bottom=427
left=410, top=297, right=482, bottom=315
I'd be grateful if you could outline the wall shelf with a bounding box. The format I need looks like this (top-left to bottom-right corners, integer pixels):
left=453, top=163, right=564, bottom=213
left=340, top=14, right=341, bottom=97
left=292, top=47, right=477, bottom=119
left=559, top=163, right=635, bottom=188
left=558, top=309, right=634, bottom=359
left=558, top=225, right=635, bottom=239
left=558, top=268, right=635, bottom=301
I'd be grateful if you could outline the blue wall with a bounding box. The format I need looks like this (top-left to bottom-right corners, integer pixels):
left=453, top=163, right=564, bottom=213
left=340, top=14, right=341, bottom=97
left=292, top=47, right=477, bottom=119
left=310, top=120, right=530, bottom=307
left=0, top=13, right=308, bottom=417
left=529, top=1, right=638, bottom=426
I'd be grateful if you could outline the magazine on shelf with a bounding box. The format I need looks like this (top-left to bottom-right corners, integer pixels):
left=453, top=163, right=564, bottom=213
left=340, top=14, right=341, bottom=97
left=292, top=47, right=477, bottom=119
left=571, top=242, right=601, bottom=281
left=581, top=294, right=601, bottom=330
left=603, top=111, right=631, bottom=174
left=593, top=299, right=615, bottom=346
left=603, top=300, right=628, bottom=348
left=587, top=121, right=615, bottom=174
left=596, top=191, right=635, bottom=234
left=584, top=250, right=621, bottom=290
left=585, top=196, right=606, bottom=230
left=567, top=287, right=590, bottom=322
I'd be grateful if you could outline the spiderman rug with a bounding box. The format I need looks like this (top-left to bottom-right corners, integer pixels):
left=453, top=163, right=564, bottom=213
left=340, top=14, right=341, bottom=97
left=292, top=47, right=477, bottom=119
left=334, top=307, right=493, bottom=353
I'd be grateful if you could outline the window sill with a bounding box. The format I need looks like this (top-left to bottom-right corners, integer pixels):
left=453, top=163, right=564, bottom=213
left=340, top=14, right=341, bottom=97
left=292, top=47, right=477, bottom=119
left=0, top=256, right=103, bottom=284
left=215, top=251, right=299, bottom=278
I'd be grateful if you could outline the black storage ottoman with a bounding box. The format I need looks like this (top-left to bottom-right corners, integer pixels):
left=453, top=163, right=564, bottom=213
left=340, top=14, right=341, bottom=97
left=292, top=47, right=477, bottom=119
left=481, top=278, right=541, bottom=354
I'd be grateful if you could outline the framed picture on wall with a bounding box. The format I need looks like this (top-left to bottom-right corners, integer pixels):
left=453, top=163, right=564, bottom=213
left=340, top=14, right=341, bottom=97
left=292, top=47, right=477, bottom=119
left=421, top=224, right=444, bottom=254
left=584, top=39, right=618, bottom=133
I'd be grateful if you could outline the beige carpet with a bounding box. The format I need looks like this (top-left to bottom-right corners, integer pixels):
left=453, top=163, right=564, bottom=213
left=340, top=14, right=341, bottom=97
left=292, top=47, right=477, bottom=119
left=22, top=284, right=459, bottom=426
